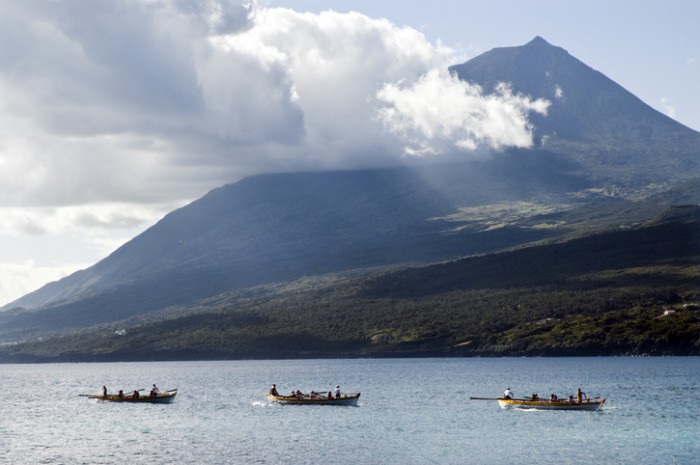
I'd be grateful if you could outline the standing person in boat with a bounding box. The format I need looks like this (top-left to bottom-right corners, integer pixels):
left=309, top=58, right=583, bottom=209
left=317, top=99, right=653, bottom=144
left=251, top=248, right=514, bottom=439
left=101, top=386, right=108, bottom=397
left=150, top=384, right=160, bottom=397
left=334, top=385, right=341, bottom=398
left=577, top=388, right=586, bottom=404
left=503, top=388, right=513, bottom=399
left=269, top=384, right=279, bottom=396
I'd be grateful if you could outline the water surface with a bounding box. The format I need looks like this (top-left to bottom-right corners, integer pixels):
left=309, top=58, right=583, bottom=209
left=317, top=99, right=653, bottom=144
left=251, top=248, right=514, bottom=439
left=1, top=357, right=698, bottom=464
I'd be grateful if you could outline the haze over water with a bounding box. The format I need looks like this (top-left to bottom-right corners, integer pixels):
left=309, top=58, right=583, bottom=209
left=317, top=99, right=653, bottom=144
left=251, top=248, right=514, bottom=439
left=1, top=357, right=698, bottom=464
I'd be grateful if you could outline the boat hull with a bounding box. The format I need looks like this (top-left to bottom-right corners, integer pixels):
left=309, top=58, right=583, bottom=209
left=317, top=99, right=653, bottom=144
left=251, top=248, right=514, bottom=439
left=267, top=393, right=360, bottom=406
left=498, top=397, right=605, bottom=411
left=90, top=390, right=177, bottom=404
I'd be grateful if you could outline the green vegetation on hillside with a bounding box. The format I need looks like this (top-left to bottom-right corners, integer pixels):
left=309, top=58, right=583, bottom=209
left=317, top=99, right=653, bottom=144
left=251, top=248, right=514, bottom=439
left=2, top=208, right=698, bottom=362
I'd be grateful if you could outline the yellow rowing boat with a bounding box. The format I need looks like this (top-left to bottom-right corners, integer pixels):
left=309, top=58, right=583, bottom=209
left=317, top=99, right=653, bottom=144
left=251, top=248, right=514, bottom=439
left=497, top=397, right=605, bottom=410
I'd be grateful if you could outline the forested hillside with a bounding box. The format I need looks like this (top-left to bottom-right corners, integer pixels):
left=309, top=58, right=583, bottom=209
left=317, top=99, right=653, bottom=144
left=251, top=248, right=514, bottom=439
left=3, top=206, right=697, bottom=362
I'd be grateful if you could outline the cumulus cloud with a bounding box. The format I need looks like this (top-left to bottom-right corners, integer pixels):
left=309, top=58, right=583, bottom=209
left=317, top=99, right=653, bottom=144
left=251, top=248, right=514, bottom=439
left=377, top=71, right=549, bottom=155
left=0, top=0, right=547, bottom=209
left=659, top=97, right=676, bottom=119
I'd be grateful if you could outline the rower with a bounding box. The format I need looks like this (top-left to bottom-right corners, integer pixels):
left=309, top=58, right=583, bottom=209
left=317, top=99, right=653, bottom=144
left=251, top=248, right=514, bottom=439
left=269, top=384, right=279, bottom=396
left=503, top=388, right=513, bottom=399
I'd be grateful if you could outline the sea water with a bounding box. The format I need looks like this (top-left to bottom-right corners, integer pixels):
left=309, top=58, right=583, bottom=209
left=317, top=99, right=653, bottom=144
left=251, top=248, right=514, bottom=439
left=0, top=357, right=698, bottom=464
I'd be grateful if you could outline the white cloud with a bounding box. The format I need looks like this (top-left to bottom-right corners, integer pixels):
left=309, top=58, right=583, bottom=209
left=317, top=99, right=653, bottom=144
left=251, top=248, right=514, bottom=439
left=377, top=71, right=550, bottom=155
left=0, top=204, right=177, bottom=238
left=0, top=1, right=545, bottom=209
left=0, top=259, right=90, bottom=308
left=659, top=97, right=676, bottom=119
left=555, top=85, right=564, bottom=100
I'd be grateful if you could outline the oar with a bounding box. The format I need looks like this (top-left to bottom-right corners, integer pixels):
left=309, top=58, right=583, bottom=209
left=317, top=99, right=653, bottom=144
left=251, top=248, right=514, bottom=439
left=469, top=397, right=503, bottom=400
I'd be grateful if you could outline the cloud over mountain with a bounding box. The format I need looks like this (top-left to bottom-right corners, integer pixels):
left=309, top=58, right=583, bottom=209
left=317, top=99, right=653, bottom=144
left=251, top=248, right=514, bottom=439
left=0, top=0, right=547, bottom=208
left=378, top=70, right=549, bottom=155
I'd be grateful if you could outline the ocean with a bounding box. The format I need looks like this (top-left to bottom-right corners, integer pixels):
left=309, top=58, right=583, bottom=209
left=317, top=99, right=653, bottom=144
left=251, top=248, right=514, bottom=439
left=1, top=357, right=698, bottom=464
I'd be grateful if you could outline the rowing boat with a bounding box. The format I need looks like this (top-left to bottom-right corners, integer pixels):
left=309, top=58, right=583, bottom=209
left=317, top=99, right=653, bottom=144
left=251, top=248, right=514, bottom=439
left=497, top=397, right=605, bottom=411
left=84, top=389, right=178, bottom=404
left=267, top=392, right=360, bottom=406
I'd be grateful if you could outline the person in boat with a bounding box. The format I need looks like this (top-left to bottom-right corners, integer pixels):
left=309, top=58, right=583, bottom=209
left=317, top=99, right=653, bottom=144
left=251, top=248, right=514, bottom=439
left=118, top=390, right=125, bottom=399
left=269, top=384, right=279, bottom=396
left=550, top=394, right=558, bottom=402
left=503, top=388, right=513, bottom=399
left=150, top=384, right=160, bottom=397
left=577, top=388, right=586, bottom=404
left=327, top=391, right=333, bottom=400
left=334, top=385, right=341, bottom=398
left=101, top=386, right=108, bottom=397
left=569, top=395, right=575, bottom=403
left=530, top=393, right=539, bottom=401
left=132, top=390, right=140, bottom=399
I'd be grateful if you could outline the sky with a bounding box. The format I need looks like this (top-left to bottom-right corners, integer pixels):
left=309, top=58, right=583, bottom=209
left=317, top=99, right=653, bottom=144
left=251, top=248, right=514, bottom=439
left=0, top=0, right=698, bottom=306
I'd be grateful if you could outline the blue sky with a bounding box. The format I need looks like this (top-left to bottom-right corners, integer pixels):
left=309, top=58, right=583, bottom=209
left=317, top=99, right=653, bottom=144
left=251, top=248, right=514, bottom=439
left=0, top=0, right=697, bottom=306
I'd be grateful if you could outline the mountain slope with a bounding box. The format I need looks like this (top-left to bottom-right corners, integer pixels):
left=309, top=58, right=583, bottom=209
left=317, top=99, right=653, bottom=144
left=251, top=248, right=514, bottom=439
left=3, top=162, right=586, bottom=328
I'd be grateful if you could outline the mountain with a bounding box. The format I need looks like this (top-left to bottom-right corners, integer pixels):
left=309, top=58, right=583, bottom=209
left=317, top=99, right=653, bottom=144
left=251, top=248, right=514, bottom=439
left=2, top=37, right=699, bottom=346
left=449, top=36, right=700, bottom=184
